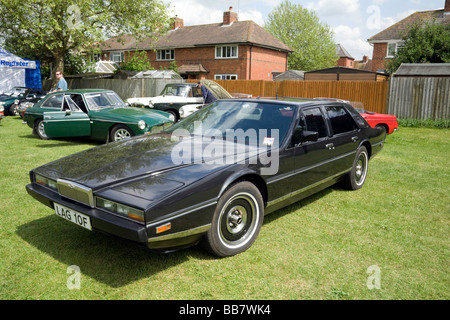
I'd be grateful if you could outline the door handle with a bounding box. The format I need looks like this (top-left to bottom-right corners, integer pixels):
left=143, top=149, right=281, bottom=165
left=351, top=136, right=359, bottom=142
left=326, top=143, right=335, bottom=150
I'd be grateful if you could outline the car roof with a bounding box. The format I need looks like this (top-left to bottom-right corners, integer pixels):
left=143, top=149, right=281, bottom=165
left=48, top=89, right=114, bottom=95
left=165, top=83, right=197, bottom=87
left=224, top=97, right=347, bottom=108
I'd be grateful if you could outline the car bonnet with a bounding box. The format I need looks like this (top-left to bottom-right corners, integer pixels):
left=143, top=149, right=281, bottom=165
left=31, top=134, right=263, bottom=190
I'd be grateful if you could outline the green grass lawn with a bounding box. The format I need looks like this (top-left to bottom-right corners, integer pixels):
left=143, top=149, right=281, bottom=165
left=0, top=115, right=448, bottom=300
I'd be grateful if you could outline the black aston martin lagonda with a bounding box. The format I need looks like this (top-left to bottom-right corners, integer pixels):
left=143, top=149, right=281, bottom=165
left=26, top=98, right=385, bottom=257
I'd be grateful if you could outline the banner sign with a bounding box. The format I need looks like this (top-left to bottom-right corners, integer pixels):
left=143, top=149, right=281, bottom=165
left=0, top=48, right=36, bottom=69
left=0, top=59, right=36, bottom=69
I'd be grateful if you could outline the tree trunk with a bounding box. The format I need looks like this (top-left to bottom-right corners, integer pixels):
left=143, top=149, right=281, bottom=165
left=51, top=51, right=65, bottom=89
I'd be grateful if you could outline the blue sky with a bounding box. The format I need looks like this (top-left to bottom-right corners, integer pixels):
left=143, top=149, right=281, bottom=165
left=167, top=0, right=446, bottom=60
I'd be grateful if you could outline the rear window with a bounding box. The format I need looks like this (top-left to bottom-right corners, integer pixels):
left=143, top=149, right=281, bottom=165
left=326, top=106, right=357, bottom=135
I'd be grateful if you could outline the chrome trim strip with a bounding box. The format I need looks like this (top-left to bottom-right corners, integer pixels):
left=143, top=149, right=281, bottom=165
left=44, top=119, right=91, bottom=122
left=147, top=200, right=218, bottom=227
left=267, top=150, right=356, bottom=184
left=267, top=168, right=351, bottom=208
left=89, top=118, right=141, bottom=126
left=372, top=141, right=383, bottom=147
left=148, top=224, right=211, bottom=243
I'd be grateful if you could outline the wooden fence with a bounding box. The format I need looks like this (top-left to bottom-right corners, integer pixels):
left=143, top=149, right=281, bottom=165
left=43, top=78, right=185, bottom=100
left=190, top=80, right=389, bottom=114
left=388, top=76, right=450, bottom=120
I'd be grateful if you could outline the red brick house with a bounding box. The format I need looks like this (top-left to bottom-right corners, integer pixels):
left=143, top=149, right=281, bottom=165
left=368, top=0, right=450, bottom=72
left=336, top=44, right=355, bottom=68
left=98, top=7, right=292, bottom=81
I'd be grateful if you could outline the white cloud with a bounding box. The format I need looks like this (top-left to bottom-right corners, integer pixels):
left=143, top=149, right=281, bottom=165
left=334, top=25, right=362, bottom=40
left=168, top=0, right=266, bottom=26
left=306, top=0, right=360, bottom=16
left=169, top=0, right=224, bottom=25
left=333, top=25, right=372, bottom=58
left=239, top=10, right=265, bottom=26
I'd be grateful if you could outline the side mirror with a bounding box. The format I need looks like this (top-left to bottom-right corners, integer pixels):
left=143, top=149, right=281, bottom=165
left=65, top=110, right=72, bottom=115
left=292, top=128, right=319, bottom=146
left=301, top=130, right=319, bottom=143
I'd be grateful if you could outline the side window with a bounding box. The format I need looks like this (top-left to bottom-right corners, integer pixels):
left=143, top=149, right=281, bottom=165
left=302, top=107, right=328, bottom=139
left=41, top=95, right=63, bottom=109
left=70, top=94, right=88, bottom=113
left=64, top=95, right=81, bottom=112
left=326, top=106, right=357, bottom=135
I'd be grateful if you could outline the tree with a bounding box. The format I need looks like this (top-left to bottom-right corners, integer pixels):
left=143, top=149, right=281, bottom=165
left=386, top=21, right=450, bottom=74
left=0, top=0, right=170, bottom=86
left=120, top=51, right=154, bottom=72
left=265, top=0, right=337, bottom=71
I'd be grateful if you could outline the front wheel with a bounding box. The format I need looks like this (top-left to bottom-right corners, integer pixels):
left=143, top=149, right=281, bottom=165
left=110, top=124, right=134, bottom=142
left=343, top=146, right=369, bottom=190
left=202, top=181, right=264, bottom=257
left=9, top=104, right=19, bottom=116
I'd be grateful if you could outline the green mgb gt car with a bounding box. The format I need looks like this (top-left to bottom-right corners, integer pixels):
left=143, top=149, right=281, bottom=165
left=23, top=89, right=174, bottom=142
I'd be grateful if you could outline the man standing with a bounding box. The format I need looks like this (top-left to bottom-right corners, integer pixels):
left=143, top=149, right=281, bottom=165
left=198, top=81, right=216, bottom=104
left=55, top=71, right=68, bottom=91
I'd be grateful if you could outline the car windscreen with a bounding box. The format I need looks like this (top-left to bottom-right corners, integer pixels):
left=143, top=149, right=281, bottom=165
left=160, top=85, right=190, bottom=97
left=4, top=87, right=29, bottom=98
left=165, top=100, right=297, bottom=146
left=84, top=92, right=125, bottom=110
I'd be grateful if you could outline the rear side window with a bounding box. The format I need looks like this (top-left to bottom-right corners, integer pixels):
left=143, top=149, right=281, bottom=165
left=302, top=107, right=328, bottom=138
left=41, top=95, right=63, bottom=109
left=326, top=106, right=357, bottom=135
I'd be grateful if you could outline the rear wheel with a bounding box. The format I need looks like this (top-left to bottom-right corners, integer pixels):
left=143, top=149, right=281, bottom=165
left=203, top=181, right=264, bottom=257
left=35, top=119, right=49, bottom=140
left=343, top=146, right=369, bottom=190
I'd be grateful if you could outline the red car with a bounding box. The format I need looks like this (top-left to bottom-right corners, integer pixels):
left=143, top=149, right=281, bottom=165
left=313, top=98, right=398, bottom=136
left=356, top=108, right=399, bottom=135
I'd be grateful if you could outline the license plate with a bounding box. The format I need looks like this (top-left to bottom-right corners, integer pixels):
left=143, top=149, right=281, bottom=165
left=54, top=203, right=92, bottom=231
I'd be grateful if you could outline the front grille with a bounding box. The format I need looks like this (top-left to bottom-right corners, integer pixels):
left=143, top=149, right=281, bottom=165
left=57, top=179, right=94, bottom=208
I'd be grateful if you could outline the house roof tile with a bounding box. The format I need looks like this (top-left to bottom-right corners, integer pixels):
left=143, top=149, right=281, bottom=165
left=100, top=21, right=293, bottom=53
left=336, top=44, right=354, bottom=59
left=368, top=9, right=449, bottom=42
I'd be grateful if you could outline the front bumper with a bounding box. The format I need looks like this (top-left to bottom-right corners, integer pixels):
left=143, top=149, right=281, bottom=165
left=26, top=183, right=149, bottom=244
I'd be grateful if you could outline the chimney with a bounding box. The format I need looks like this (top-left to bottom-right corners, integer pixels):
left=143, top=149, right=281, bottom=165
left=171, top=16, right=184, bottom=30
left=363, top=55, right=369, bottom=63
left=223, top=6, right=238, bottom=25
left=445, top=0, right=450, bottom=14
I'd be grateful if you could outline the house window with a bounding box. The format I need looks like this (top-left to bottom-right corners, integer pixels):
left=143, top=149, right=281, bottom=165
left=157, top=49, right=175, bottom=61
left=215, top=45, right=238, bottom=59
left=387, top=42, right=404, bottom=58
left=110, top=52, right=124, bottom=63
left=215, top=74, right=238, bottom=80
left=90, top=53, right=101, bottom=63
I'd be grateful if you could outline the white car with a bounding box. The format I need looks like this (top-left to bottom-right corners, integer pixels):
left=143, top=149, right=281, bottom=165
left=127, top=80, right=233, bottom=121
left=127, top=83, right=203, bottom=121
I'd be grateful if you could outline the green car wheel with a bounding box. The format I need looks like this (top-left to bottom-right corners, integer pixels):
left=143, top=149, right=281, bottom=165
left=110, top=124, right=134, bottom=142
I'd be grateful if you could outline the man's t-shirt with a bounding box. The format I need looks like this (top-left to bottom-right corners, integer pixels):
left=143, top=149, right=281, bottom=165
left=56, top=78, right=68, bottom=91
